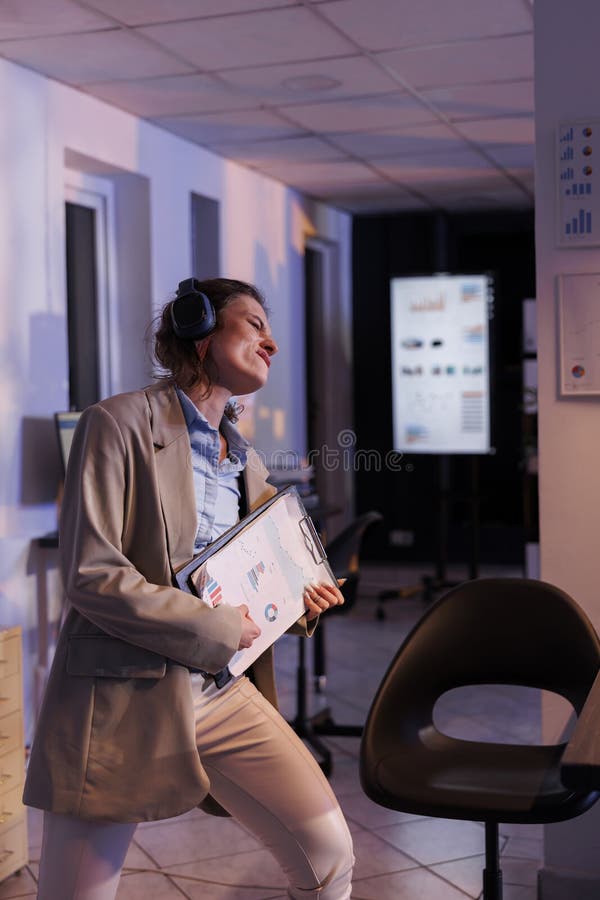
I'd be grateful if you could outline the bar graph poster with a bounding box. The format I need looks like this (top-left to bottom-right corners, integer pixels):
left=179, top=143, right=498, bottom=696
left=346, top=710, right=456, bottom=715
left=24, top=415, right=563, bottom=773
left=390, top=274, right=493, bottom=454
left=558, top=273, right=600, bottom=395
left=557, top=121, right=600, bottom=246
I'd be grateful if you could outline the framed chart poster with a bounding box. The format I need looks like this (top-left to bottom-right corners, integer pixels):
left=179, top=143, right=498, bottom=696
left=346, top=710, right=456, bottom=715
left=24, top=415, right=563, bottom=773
left=558, top=272, right=600, bottom=396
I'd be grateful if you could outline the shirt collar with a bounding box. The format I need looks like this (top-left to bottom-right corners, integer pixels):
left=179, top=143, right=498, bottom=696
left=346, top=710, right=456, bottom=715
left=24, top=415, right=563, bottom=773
left=176, top=387, right=249, bottom=463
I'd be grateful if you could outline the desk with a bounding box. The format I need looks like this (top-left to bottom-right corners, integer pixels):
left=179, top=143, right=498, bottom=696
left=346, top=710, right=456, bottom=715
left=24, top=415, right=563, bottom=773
left=32, top=533, right=62, bottom=719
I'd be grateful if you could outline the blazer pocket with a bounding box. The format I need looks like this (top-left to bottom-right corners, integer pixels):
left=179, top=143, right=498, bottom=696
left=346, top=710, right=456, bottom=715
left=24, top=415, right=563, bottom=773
left=66, top=635, right=167, bottom=679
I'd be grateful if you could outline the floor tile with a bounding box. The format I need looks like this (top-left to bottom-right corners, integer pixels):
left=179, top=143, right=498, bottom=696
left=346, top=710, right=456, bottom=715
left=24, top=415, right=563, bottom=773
left=133, top=816, right=261, bottom=867
left=351, top=828, right=418, bottom=881
left=500, top=822, right=543, bottom=840
left=351, top=866, right=472, bottom=899
left=501, top=836, right=543, bottom=861
left=116, top=872, right=187, bottom=899
left=374, top=817, right=486, bottom=866
left=167, top=848, right=286, bottom=898
left=340, top=791, right=423, bottom=830
left=124, top=839, right=160, bottom=870
left=430, top=854, right=486, bottom=897
left=500, top=886, right=537, bottom=900
left=501, top=856, right=539, bottom=887
left=0, top=869, right=38, bottom=899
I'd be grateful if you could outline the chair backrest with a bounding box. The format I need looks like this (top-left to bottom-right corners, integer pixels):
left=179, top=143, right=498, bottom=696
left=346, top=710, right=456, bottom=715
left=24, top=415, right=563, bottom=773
left=325, top=511, right=383, bottom=577
left=362, top=578, right=600, bottom=758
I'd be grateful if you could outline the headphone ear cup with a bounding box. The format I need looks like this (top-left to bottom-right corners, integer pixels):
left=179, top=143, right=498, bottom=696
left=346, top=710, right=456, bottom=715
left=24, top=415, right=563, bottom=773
left=170, top=282, right=217, bottom=340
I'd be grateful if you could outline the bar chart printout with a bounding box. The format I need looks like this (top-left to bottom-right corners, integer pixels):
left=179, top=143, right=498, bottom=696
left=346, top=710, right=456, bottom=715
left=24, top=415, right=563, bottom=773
left=559, top=273, right=600, bottom=395
left=558, top=121, right=599, bottom=245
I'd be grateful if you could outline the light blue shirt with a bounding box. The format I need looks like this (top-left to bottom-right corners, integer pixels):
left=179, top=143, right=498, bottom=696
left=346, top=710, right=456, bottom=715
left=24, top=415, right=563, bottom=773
left=176, top=389, right=249, bottom=553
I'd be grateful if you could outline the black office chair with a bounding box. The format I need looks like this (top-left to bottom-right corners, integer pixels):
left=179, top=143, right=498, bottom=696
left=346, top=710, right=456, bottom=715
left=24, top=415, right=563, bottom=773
left=360, top=578, right=600, bottom=900
left=323, top=510, right=384, bottom=611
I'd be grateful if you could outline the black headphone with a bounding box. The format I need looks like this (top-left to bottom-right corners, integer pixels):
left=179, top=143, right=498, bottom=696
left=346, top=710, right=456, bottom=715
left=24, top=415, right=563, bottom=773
left=170, top=278, right=217, bottom=340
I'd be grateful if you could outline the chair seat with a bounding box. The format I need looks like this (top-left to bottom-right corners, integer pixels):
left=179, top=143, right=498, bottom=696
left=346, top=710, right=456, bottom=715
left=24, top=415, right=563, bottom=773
left=366, top=729, right=598, bottom=824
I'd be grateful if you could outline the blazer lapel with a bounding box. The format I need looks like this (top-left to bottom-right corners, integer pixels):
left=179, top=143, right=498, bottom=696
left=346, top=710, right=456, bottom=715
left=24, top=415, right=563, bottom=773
left=243, top=447, right=277, bottom=512
left=146, top=383, right=197, bottom=571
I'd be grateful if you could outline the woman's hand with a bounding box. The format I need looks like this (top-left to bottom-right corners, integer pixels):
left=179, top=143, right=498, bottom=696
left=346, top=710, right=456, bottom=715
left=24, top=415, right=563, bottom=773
left=236, top=604, right=261, bottom=649
left=303, top=581, right=345, bottom=621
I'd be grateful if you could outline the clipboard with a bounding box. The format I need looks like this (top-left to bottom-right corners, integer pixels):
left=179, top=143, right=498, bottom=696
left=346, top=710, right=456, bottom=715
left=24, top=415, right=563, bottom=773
left=175, top=486, right=337, bottom=676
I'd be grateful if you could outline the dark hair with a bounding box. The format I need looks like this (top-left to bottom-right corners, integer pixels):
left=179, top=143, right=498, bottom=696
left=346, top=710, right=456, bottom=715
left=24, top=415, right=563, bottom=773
left=153, top=278, right=268, bottom=421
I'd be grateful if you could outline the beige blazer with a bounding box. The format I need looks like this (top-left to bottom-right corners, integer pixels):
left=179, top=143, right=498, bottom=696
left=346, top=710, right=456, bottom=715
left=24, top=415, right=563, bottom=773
left=24, top=382, right=312, bottom=823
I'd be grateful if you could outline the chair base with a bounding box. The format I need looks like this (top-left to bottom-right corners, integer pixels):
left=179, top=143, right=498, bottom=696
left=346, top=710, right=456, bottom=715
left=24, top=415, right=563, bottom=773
left=311, top=707, right=363, bottom=738
left=484, top=821, right=502, bottom=900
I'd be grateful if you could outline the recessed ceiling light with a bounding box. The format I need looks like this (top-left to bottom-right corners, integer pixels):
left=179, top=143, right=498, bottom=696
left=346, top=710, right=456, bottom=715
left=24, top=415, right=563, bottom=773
left=281, top=75, right=341, bottom=92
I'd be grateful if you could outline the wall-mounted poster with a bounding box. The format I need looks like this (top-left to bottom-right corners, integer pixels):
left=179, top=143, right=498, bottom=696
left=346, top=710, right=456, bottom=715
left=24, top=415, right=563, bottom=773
left=390, top=274, right=494, bottom=454
left=558, top=272, right=600, bottom=396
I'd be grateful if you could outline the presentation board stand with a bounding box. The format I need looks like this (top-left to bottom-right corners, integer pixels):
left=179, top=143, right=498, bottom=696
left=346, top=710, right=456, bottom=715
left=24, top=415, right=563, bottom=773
left=422, top=455, right=481, bottom=604
left=389, top=272, right=492, bottom=601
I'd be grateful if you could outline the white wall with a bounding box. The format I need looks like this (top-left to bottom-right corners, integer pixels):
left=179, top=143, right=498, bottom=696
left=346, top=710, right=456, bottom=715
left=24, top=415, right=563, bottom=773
left=0, top=56, right=351, bottom=739
left=535, top=2, right=600, bottom=896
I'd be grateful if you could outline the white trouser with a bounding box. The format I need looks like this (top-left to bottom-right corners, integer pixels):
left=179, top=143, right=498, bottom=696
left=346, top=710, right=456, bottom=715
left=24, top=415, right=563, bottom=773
left=37, top=676, right=354, bottom=899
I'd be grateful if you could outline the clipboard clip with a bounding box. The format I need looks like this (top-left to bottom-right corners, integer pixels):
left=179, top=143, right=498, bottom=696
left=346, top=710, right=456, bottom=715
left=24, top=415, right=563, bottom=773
left=299, top=515, right=327, bottom=565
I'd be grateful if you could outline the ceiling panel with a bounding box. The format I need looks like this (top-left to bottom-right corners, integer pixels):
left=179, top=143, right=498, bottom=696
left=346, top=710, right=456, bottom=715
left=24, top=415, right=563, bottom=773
left=423, top=179, right=531, bottom=210
left=216, top=55, right=400, bottom=104
left=372, top=147, right=499, bottom=185
left=0, top=0, right=113, bottom=39
left=454, top=115, right=534, bottom=144
left=326, top=121, right=469, bottom=159
left=137, top=7, right=356, bottom=71
left=316, top=0, right=533, bottom=53
left=423, top=80, right=535, bottom=121
left=247, top=158, right=384, bottom=190
left=83, top=0, right=297, bottom=27
left=278, top=91, right=438, bottom=133
left=0, top=29, right=193, bottom=83
left=87, top=73, right=261, bottom=117
left=209, top=135, right=345, bottom=164
left=484, top=142, right=535, bottom=168
left=376, top=33, right=533, bottom=90
left=330, top=187, right=430, bottom=212
left=153, top=109, right=306, bottom=145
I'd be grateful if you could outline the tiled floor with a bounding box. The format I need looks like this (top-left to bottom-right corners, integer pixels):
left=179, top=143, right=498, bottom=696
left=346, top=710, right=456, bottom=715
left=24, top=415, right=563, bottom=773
left=6, top=563, right=542, bottom=899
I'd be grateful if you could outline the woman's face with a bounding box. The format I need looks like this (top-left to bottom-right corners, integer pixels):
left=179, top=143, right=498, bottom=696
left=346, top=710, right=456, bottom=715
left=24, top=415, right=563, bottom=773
left=200, top=294, right=278, bottom=396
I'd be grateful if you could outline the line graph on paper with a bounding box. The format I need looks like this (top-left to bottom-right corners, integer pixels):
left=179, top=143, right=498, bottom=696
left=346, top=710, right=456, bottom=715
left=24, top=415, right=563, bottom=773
left=559, top=273, right=600, bottom=394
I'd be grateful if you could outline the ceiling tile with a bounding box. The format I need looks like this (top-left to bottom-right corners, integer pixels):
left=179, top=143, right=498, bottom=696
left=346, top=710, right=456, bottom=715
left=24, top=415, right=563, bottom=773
left=217, top=55, right=399, bottom=104
left=137, top=7, right=355, bottom=71
left=372, top=147, right=501, bottom=185
left=0, top=0, right=113, bottom=38
left=376, top=33, right=533, bottom=90
left=423, top=80, right=534, bottom=121
left=507, top=167, right=535, bottom=193
left=426, top=180, right=532, bottom=210
left=455, top=115, right=534, bottom=144
left=326, top=182, right=430, bottom=212
left=249, top=158, right=382, bottom=190
left=0, top=29, right=193, bottom=83
left=152, top=109, right=306, bottom=145
left=326, top=121, right=467, bottom=159
left=83, top=0, right=296, bottom=27
left=85, top=73, right=260, bottom=117
left=316, top=0, right=533, bottom=53
left=278, top=91, right=437, bottom=133
left=484, top=142, right=534, bottom=168
left=209, top=135, right=345, bottom=164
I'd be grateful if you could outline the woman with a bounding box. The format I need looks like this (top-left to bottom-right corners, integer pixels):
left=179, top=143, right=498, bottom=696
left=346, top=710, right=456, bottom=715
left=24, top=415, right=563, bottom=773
left=24, top=278, right=354, bottom=899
